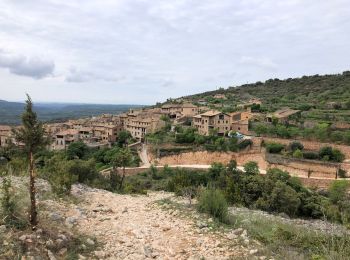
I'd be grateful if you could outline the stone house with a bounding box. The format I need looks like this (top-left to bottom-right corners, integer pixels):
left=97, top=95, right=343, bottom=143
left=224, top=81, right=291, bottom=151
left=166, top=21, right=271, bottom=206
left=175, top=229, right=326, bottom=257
left=126, top=114, right=165, bottom=140
left=52, top=129, right=80, bottom=150
left=181, top=103, right=199, bottom=117
left=0, top=125, right=11, bottom=147
left=229, top=112, right=251, bottom=135
left=192, top=110, right=231, bottom=136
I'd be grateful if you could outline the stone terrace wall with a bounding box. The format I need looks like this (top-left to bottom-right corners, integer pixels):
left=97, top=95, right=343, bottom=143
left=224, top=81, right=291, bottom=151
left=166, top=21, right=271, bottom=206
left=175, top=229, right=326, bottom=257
left=154, top=151, right=268, bottom=169
left=299, top=177, right=336, bottom=189
left=265, top=153, right=345, bottom=179
left=254, top=137, right=350, bottom=160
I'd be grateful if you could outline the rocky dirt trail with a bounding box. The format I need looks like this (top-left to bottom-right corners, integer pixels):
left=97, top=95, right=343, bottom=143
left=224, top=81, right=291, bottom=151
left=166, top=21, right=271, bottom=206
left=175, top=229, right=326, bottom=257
left=63, top=184, right=262, bottom=260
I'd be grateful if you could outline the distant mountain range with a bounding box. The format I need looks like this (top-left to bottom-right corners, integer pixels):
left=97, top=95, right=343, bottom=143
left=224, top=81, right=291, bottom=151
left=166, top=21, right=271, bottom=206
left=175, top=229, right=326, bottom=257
left=0, top=100, right=143, bottom=125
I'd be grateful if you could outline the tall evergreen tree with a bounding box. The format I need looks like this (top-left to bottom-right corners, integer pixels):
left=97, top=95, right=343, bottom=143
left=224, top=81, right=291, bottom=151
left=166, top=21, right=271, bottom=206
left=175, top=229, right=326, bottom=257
left=13, top=94, right=49, bottom=229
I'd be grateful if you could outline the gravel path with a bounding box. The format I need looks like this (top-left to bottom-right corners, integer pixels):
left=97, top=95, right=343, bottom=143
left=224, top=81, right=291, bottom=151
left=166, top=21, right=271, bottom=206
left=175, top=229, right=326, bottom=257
left=69, top=185, right=257, bottom=259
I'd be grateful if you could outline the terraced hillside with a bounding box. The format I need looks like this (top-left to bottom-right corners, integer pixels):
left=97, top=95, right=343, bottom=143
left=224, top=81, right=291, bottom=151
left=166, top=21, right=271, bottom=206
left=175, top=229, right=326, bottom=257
left=185, top=71, right=350, bottom=122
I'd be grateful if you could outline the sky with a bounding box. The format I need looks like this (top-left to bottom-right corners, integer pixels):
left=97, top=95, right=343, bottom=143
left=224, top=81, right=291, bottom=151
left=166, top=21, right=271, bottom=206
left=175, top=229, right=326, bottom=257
left=0, top=0, right=349, bottom=105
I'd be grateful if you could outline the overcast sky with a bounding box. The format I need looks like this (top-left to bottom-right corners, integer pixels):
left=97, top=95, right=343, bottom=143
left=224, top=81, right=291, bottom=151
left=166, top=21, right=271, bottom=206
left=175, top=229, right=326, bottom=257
left=0, top=0, right=349, bottom=104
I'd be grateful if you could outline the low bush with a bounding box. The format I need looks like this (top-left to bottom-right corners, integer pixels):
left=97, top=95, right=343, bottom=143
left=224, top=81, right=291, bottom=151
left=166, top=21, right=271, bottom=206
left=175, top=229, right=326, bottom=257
left=197, top=188, right=228, bottom=223
left=292, top=149, right=303, bottom=158
left=303, top=151, right=320, bottom=160
left=289, top=141, right=304, bottom=152
left=238, top=139, right=252, bottom=150
left=265, top=142, right=285, bottom=154
left=338, top=168, right=347, bottom=178
left=318, top=146, right=345, bottom=162
left=167, top=169, right=209, bottom=195
left=329, top=180, right=349, bottom=204
left=0, top=173, right=26, bottom=228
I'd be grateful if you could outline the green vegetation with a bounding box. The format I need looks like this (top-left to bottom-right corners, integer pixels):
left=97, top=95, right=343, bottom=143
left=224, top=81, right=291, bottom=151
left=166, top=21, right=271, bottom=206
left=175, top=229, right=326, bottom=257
left=158, top=193, right=350, bottom=260
left=253, top=122, right=350, bottom=145
left=147, top=126, right=252, bottom=154
left=123, top=161, right=350, bottom=226
left=0, top=171, right=25, bottom=228
left=197, top=188, right=228, bottom=223
left=265, top=142, right=285, bottom=154
left=187, top=71, right=350, bottom=121
left=13, top=95, right=49, bottom=229
left=231, top=210, right=350, bottom=259
left=264, top=140, right=346, bottom=163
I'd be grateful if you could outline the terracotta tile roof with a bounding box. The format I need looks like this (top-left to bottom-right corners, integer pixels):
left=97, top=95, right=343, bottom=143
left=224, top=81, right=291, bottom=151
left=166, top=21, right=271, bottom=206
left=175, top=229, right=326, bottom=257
left=200, top=110, right=222, bottom=117
left=56, top=129, right=79, bottom=136
left=162, top=104, right=181, bottom=109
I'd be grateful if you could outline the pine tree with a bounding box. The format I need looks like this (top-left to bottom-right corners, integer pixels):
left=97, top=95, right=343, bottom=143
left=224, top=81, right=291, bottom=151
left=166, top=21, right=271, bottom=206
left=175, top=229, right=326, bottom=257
left=13, top=94, right=49, bottom=229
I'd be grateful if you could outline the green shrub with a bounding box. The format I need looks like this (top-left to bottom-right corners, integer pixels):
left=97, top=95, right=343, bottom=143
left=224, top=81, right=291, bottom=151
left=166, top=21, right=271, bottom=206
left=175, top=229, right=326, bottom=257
left=332, top=149, right=345, bottom=162
left=167, top=169, right=209, bottom=195
left=338, top=169, right=347, bottom=178
left=175, top=128, right=197, bottom=143
left=209, top=162, right=225, bottom=180
left=0, top=176, right=16, bottom=226
left=303, top=151, right=319, bottom=160
left=319, top=146, right=333, bottom=160
left=238, top=139, right=252, bottom=150
left=243, top=161, right=260, bottom=175
left=50, top=168, right=78, bottom=195
left=66, top=142, right=89, bottom=160
left=329, top=180, right=349, bottom=204
left=123, top=181, right=147, bottom=195
left=42, top=155, right=98, bottom=195
left=268, top=181, right=301, bottom=216
left=293, top=149, right=303, bottom=158
left=197, top=188, right=228, bottom=223
left=265, top=142, right=285, bottom=154
left=289, top=141, right=304, bottom=152
left=319, top=147, right=345, bottom=162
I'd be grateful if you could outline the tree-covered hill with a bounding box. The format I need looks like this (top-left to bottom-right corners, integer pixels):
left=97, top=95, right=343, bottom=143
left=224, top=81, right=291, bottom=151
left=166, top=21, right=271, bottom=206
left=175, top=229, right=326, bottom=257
left=184, top=71, right=350, bottom=123
left=0, top=100, right=142, bottom=125
left=187, top=71, right=350, bottom=111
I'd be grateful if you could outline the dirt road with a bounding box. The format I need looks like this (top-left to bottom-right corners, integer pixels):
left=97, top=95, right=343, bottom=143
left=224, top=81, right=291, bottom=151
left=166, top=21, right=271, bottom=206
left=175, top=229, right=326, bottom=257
left=69, top=185, right=259, bottom=259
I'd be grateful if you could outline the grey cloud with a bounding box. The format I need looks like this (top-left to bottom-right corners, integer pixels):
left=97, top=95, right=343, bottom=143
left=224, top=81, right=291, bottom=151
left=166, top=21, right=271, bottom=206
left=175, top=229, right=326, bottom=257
left=0, top=0, right=350, bottom=103
left=239, top=56, right=277, bottom=70
left=65, top=67, right=123, bottom=83
left=0, top=49, right=54, bottom=79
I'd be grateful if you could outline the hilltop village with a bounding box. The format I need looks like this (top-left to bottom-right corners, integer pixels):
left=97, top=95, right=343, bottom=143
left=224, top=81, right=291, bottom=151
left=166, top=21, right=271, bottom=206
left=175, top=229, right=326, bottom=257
left=0, top=97, right=301, bottom=150
left=1, top=94, right=349, bottom=188
left=1, top=98, right=264, bottom=150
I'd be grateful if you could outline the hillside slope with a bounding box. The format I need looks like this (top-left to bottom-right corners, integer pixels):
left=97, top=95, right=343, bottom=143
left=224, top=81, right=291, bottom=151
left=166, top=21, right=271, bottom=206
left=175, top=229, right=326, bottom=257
left=184, top=71, right=350, bottom=123
left=187, top=71, right=350, bottom=109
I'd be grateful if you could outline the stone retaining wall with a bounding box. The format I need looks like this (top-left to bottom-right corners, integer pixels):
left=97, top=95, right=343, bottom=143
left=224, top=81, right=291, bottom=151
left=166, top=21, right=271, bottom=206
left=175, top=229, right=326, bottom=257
left=154, top=150, right=267, bottom=169
left=265, top=153, right=346, bottom=179
left=254, top=137, right=350, bottom=160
